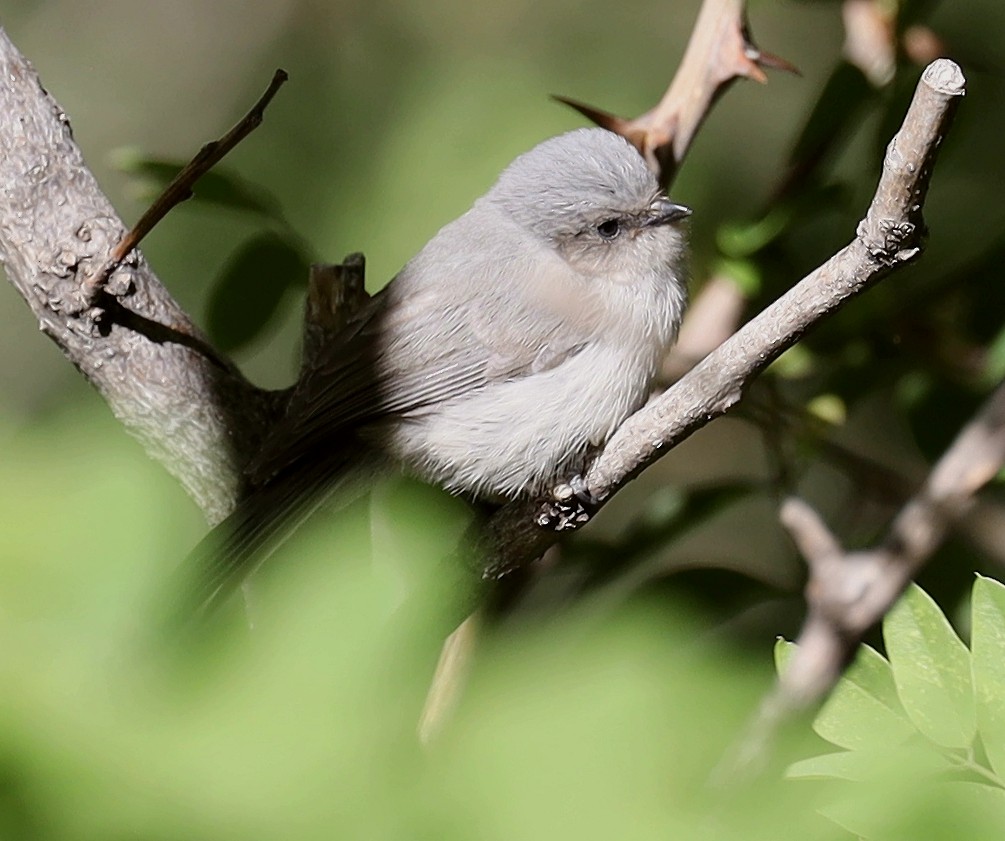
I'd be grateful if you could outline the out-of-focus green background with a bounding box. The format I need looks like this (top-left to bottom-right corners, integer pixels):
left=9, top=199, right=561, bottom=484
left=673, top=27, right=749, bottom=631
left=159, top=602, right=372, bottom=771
left=2, top=2, right=1005, bottom=838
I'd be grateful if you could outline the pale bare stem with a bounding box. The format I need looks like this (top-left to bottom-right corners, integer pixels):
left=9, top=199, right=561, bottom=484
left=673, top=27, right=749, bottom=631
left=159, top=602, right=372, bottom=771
left=779, top=498, right=843, bottom=568
left=418, top=613, right=481, bottom=745
left=886, top=379, right=1005, bottom=571
left=555, top=0, right=797, bottom=187
left=843, top=0, right=896, bottom=87
left=482, top=60, right=965, bottom=581
left=723, top=379, right=1005, bottom=778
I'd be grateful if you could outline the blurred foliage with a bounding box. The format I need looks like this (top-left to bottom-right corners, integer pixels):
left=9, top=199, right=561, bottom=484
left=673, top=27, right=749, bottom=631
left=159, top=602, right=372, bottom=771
left=0, top=415, right=1004, bottom=837
left=779, top=579, right=1005, bottom=837
left=2, top=0, right=1005, bottom=835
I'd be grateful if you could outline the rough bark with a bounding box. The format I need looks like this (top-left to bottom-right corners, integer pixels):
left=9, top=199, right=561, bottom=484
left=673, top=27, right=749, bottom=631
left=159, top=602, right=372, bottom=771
left=0, top=29, right=283, bottom=524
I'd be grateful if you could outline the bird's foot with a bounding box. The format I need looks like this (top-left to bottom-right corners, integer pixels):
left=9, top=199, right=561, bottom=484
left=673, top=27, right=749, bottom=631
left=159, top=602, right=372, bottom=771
left=535, top=474, right=600, bottom=532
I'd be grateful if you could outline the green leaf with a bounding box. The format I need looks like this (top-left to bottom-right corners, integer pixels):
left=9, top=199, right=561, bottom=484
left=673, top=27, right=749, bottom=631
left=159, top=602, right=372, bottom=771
left=716, top=207, right=791, bottom=258
left=813, top=643, right=916, bottom=750
left=787, top=62, right=874, bottom=176
left=206, top=233, right=310, bottom=351
left=113, top=149, right=283, bottom=219
left=971, top=575, right=1005, bottom=779
left=774, top=637, right=796, bottom=674
left=787, top=750, right=879, bottom=782
left=884, top=583, right=976, bottom=748
left=788, top=745, right=955, bottom=783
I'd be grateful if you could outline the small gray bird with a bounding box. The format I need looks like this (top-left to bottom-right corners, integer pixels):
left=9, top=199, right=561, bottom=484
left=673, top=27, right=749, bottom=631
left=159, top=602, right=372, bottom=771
left=190, top=127, right=690, bottom=612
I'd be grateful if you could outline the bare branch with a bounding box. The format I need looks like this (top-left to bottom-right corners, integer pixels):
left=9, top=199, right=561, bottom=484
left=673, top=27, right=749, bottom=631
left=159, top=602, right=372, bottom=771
left=0, top=28, right=281, bottom=523
left=779, top=498, right=843, bottom=572
left=555, top=0, right=798, bottom=186
left=843, top=0, right=896, bottom=87
left=727, top=378, right=1005, bottom=775
left=418, top=613, right=481, bottom=745
left=481, top=59, right=966, bottom=581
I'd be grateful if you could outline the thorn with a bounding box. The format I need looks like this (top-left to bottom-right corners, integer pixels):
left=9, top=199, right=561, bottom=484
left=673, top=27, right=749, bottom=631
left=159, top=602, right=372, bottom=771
left=740, top=51, right=770, bottom=84
left=753, top=48, right=802, bottom=78
left=551, top=95, right=627, bottom=132
left=550, top=95, right=649, bottom=152
left=738, top=11, right=800, bottom=83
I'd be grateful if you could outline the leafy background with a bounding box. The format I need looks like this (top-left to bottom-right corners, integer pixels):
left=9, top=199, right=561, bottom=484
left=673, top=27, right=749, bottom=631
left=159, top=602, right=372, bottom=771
left=2, top=0, right=1005, bottom=836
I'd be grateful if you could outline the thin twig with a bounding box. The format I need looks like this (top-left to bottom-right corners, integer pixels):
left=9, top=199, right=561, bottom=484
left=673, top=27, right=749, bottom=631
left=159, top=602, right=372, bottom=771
left=82, top=68, right=289, bottom=302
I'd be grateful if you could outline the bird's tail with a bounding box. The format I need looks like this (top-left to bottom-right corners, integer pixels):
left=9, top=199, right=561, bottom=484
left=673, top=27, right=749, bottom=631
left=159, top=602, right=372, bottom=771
left=168, top=452, right=382, bottom=625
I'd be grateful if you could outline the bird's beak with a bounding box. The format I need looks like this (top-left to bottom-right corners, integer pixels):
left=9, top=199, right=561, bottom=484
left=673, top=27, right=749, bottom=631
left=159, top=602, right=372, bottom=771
left=644, top=196, right=691, bottom=227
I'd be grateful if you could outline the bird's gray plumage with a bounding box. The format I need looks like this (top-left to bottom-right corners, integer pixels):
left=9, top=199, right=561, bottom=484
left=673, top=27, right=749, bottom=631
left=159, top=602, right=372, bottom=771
left=184, top=127, right=690, bottom=615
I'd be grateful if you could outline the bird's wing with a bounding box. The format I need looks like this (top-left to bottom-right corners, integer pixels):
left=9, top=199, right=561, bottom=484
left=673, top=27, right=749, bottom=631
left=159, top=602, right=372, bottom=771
left=247, top=256, right=592, bottom=485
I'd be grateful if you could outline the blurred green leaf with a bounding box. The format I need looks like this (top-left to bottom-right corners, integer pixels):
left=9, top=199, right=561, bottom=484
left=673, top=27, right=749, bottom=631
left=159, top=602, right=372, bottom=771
left=786, top=62, right=873, bottom=181
left=768, top=344, right=817, bottom=379
left=937, top=781, right=1005, bottom=824
left=981, top=323, right=1005, bottom=388
left=821, top=777, right=1005, bottom=841
left=896, top=369, right=935, bottom=410
left=113, top=149, right=284, bottom=219
left=971, top=575, right=1005, bottom=779
left=717, top=207, right=792, bottom=258
left=7, top=411, right=1005, bottom=840
left=884, top=583, right=977, bottom=748
left=806, top=394, right=847, bottom=425
left=715, top=256, right=762, bottom=296
left=206, top=232, right=310, bottom=351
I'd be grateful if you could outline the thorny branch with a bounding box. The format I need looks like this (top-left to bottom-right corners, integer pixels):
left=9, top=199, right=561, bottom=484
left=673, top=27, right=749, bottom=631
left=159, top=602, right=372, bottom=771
left=555, top=0, right=798, bottom=187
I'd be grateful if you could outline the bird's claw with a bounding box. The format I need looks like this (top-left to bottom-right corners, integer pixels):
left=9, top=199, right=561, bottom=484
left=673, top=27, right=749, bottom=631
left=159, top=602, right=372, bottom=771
left=535, top=475, right=600, bottom=532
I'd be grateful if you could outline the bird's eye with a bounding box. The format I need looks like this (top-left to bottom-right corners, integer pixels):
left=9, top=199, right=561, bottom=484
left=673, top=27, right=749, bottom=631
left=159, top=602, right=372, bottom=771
left=596, top=218, right=621, bottom=240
